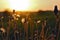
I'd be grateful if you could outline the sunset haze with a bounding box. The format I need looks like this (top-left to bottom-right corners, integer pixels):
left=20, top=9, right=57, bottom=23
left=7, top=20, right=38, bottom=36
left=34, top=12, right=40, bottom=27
left=0, top=0, right=60, bottom=11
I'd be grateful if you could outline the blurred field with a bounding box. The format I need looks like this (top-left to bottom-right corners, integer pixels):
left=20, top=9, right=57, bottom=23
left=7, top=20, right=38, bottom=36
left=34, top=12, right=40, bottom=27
left=0, top=10, right=60, bottom=40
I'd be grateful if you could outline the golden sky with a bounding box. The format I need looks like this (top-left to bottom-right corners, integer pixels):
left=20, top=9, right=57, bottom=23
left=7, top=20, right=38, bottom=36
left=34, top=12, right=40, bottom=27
left=0, top=0, right=60, bottom=11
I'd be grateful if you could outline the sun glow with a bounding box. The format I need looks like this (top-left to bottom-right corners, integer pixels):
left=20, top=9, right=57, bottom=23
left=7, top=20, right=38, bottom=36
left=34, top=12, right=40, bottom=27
left=9, top=0, right=30, bottom=11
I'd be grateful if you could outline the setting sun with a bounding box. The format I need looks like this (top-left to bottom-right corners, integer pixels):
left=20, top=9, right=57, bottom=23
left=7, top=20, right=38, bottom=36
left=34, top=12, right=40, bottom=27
left=9, top=0, right=30, bottom=11
left=0, top=0, right=60, bottom=11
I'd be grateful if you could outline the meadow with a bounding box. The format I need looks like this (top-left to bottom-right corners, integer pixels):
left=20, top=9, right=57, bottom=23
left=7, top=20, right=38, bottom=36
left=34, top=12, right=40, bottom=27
left=0, top=10, right=60, bottom=40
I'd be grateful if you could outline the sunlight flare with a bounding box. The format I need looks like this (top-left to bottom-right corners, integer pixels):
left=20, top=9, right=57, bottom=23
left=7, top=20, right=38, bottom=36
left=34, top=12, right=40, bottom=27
left=9, top=0, right=30, bottom=11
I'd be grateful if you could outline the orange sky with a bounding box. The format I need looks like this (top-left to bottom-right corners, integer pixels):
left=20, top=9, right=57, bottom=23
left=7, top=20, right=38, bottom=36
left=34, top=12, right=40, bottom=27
left=0, top=0, right=60, bottom=11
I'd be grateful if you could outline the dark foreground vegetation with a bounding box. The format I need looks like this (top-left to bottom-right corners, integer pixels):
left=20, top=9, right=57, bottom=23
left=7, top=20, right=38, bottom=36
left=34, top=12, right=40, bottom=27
left=0, top=10, right=60, bottom=40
